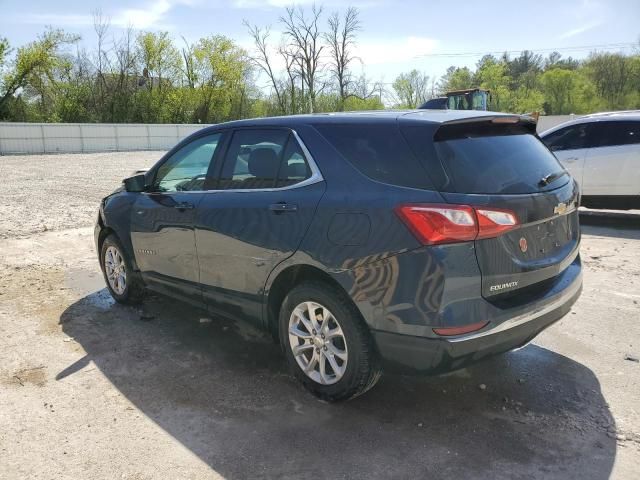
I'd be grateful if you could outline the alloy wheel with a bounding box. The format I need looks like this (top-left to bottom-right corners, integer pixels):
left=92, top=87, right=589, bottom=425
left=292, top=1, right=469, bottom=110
left=288, top=301, right=348, bottom=385
left=104, top=246, right=127, bottom=295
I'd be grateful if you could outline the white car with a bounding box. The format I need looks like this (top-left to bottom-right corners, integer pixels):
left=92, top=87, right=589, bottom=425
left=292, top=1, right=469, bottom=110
left=540, top=111, right=640, bottom=210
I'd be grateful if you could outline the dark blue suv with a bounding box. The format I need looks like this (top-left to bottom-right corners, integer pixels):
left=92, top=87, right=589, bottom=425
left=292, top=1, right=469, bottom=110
left=96, top=110, right=583, bottom=401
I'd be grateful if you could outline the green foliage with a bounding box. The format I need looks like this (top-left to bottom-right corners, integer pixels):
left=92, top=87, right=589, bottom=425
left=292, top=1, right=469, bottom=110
left=540, top=68, right=575, bottom=114
left=414, top=49, right=640, bottom=115
left=1, top=29, right=78, bottom=118
left=583, top=52, right=640, bottom=110
left=392, top=69, right=430, bottom=108
left=439, top=66, right=474, bottom=92
left=475, top=57, right=512, bottom=111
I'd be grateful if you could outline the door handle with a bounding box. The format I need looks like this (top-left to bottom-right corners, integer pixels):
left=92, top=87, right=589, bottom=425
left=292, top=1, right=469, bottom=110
left=174, top=202, right=195, bottom=210
left=269, top=202, right=298, bottom=213
left=564, top=157, right=579, bottom=163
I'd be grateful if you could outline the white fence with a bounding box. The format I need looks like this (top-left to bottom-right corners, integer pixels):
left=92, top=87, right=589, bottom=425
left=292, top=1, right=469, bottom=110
left=0, top=123, right=209, bottom=155
left=0, top=115, right=577, bottom=155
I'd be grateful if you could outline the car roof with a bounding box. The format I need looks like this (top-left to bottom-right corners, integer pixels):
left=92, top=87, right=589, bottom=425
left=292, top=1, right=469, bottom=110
left=540, top=110, right=640, bottom=136
left=201, top=109, right=521, bottom=131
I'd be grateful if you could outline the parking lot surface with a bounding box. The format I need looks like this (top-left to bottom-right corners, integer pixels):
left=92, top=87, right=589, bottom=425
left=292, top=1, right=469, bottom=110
left=1, top=152, right=639, bottom=479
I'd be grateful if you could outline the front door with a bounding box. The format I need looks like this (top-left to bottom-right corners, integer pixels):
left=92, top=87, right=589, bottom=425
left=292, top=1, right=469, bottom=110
left=131, top=132, right=224, bottom=304
left=195, top=128, right=325, bottom=324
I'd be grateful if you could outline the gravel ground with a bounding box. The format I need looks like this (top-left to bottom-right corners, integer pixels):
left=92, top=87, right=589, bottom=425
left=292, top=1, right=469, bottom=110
left=0, top=151, right=163, bottom=239
left=0, top=152, right=639, bottom=479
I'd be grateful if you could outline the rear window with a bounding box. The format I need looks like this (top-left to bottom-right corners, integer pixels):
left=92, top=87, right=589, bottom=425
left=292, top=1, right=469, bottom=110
left=314, top=124, right=433, bottom=189
left=403, top=124, right=567, bottom=195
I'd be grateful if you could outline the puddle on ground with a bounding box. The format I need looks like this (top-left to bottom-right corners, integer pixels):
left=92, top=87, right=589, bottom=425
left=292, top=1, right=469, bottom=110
left=65, top=267, right=115, bottom=309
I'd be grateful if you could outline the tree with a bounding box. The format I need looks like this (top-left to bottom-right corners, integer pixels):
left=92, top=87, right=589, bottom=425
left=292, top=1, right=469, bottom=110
left=190, top=35, right=251, bottom=123
left=541, top=68, right=575, bottom=114
left=507, top=50, right=542, bottom=79
left=584, top=52, right=635, bottom=109
left=544, top=52, right=579, bottom=70
left=278, top=41, right=302, bottom=115
left=0, top=29, right=78, bottom=116
left=439, top=66, right=473, bottom=92
left=280, top=4, right=325, bottom=113
left=475, top=56, right=511, bottom=111
left=108, top=27, right=138, bottom=122
left=244, top=23, right=287, bottom=114
left=325, top=7, right=360, bottom=109
left=392, top=69, right=429, bottom=108
left=136, top=31, right=181, bottom=92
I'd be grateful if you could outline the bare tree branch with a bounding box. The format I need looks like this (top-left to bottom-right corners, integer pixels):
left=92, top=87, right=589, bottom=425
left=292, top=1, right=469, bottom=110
left=280, top=4, right=324, bottom=113
left=244, top=21, right=286, bottom=114
left=325, top=7, right=360, bottom=109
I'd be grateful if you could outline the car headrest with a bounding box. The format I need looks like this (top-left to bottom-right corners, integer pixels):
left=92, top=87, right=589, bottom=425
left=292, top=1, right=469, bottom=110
left=285, top=161, right=309, bottom=179
left=248, top=148, right=279, bottom=178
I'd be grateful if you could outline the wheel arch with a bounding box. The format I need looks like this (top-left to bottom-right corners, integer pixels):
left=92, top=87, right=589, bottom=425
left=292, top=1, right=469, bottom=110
left=97, top=225, right=140, bottom=271
left=265, top=264, right=357, bottom=342
left=97, top=225, right=115, bottom=253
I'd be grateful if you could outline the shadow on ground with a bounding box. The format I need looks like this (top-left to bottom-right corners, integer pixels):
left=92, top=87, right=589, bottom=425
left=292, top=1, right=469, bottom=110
left=60, top=290, right=616, bottom=479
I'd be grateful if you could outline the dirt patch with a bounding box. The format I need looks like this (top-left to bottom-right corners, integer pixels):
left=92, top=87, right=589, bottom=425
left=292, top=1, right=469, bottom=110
left=6, top=365, right=47, bottom=387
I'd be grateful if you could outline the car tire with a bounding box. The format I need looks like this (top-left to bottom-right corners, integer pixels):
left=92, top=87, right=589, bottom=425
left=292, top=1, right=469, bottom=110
left=100, top=234, right=145, bottom=305
left=279, top=281, right=381, bottom=401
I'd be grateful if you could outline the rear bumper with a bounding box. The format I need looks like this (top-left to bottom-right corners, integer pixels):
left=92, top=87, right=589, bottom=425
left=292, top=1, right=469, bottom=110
left=372, top=259, right=582, bottom=374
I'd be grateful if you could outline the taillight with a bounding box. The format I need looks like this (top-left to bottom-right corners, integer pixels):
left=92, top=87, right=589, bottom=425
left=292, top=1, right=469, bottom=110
left=395, top=204, right=477, bottom=245
left=395, top=204, right=518, bottom=245
left=475, top=208, right=518, bottom=239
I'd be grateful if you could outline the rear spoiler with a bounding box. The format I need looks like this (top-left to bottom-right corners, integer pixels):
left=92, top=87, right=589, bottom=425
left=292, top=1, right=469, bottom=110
left=434, top=115, right=537, bottom=141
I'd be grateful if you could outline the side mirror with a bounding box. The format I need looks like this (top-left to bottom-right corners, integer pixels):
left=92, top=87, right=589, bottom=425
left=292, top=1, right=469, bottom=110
left=123, top=173, right=147, bottom=192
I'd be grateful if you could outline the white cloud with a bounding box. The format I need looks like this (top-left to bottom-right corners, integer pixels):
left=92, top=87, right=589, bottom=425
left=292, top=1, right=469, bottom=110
left=112, top=0, right=174, bottom=29
left=558, top=20, right=602, bottom=39
left=355, top=36, right=438, bottom=66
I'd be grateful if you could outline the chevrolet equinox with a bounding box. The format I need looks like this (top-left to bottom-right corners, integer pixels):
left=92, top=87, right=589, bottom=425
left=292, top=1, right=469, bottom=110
left=96, top=110, right=583, bottom=401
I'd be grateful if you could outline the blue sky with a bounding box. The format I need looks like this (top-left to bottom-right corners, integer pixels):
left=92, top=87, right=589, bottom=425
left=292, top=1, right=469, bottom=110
left=1, top=0, right=638, bottom=87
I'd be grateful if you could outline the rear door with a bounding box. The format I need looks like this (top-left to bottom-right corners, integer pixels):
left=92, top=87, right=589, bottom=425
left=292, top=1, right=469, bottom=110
left=195, top=128, right=325, bottom=324
left=540, top=123, right=590, bottom=186
left=582, top=120, right=640, bottom=196
left=402, top=118, right=580, bottom=301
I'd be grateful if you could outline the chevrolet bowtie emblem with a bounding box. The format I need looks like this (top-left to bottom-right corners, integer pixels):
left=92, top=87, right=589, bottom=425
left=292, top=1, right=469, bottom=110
left=554, top=202, right=568, bottom=215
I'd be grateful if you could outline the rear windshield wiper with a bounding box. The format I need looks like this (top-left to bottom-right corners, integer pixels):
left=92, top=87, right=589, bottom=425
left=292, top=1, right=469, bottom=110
left=538, top=170, right=568, bottom=187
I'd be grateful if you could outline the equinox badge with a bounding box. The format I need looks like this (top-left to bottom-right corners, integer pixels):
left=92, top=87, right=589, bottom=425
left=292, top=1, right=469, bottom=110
left=490, top=281, right=519, bottom=292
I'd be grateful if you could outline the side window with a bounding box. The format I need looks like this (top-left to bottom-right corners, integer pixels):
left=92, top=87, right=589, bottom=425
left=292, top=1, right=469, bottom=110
left=315, top=124, right=433, bottom=189
left=153, top=133, right=221, bottom=192
left=543, top=124, right=589, bottom=151
left=219, top=129, right=289, bottom=190
left=276, top=136, right=312, bottom=187
left=591, top=121, right=640, bottom=147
